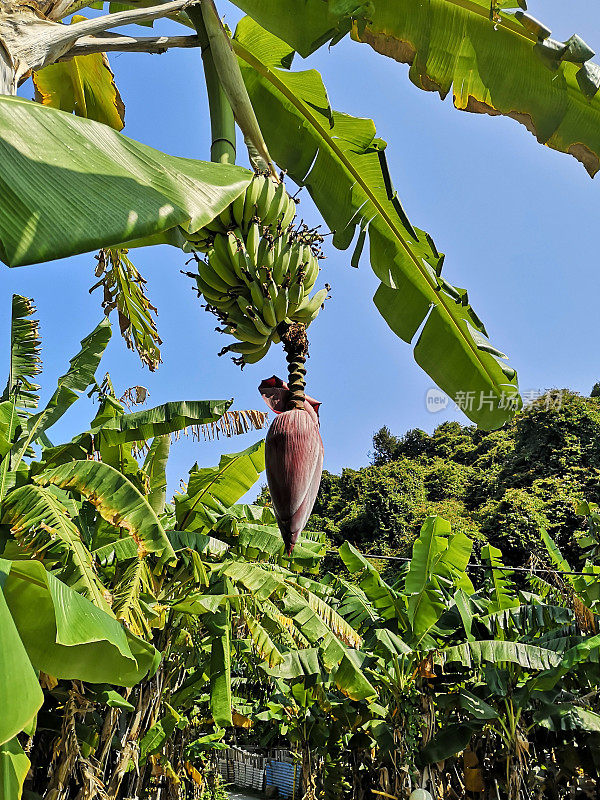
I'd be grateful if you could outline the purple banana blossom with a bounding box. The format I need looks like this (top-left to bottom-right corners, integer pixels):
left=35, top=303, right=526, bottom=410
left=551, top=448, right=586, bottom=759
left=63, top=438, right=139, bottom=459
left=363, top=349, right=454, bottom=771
left=259, top=376, right=324, bottom=555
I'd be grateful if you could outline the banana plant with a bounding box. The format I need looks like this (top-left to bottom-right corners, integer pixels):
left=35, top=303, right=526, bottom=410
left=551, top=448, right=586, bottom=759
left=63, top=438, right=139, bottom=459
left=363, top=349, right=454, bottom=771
left=3, top=0, right=599, bottom=430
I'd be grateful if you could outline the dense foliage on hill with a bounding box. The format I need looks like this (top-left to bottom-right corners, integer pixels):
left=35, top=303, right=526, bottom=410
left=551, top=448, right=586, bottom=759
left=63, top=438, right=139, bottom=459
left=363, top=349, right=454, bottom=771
left=305, top=389, right=600, bottom=568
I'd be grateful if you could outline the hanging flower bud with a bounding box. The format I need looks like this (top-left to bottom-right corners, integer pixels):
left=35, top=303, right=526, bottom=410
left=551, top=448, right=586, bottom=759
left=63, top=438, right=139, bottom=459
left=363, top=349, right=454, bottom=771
left=259, top=377, right=324, bottom=554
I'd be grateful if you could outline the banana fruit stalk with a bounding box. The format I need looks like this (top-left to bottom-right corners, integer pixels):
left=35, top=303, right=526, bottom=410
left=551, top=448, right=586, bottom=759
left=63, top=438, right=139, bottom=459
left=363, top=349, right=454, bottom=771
left=184, top=172, right=330, bottom=367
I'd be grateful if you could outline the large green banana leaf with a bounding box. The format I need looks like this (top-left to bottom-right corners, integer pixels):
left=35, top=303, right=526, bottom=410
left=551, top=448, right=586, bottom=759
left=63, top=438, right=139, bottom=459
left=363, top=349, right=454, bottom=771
left=36, top=460, right=177, bottom=561
left=0, top=558, right=158, bottom=716
left=232, top=1, right=600, bottom=176
left=234, top=18, right=520, bottom=429
left=0, top=579, right=43, bottom=745
left=442, top=639, right=562, bottom=670
left=0, top=96, right=251, bottom=267
left=176, top=439, right=265, bottom=529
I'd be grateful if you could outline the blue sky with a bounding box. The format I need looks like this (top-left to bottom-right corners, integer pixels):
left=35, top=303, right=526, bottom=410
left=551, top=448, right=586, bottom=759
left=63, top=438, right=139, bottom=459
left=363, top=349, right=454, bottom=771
left=2, top=1, right=599, bottom=497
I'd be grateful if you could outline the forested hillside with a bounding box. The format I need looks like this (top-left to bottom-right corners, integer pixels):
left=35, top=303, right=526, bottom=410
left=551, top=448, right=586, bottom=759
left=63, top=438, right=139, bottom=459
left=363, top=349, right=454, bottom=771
left=304, top=389, right=600, bottom=568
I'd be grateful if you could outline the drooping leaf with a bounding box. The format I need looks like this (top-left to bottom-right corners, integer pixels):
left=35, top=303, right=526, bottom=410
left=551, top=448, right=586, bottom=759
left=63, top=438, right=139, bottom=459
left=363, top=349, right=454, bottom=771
left=0, top=96, right=251, bottom=267
left=0, top=577, right=43, bottom=746
left=91, top=248, right=162, bottom=370
left=1, top=558, right=158, bottom=687
left=480, top=543, right=519, bottom=613
left=231, top=0, right=600, bottom=176
left=36, top=460, right=176, bottom=561
left=234, top=18, right=520, bottom=429
left=2, top=483, right=111, bottom=611
left=139, top=706, right=180, bottom=763
left=339, top=541, right=400, bottom=621
left=33, top=24, right=125, bottom=131
left=1, top=295, right=41, bottom=413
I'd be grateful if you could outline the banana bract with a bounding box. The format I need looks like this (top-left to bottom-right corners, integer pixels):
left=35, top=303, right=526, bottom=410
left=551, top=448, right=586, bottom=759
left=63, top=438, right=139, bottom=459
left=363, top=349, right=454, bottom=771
left=260, top=377, right=323, bottom=554
left=184, top=173, right=328, bottom=366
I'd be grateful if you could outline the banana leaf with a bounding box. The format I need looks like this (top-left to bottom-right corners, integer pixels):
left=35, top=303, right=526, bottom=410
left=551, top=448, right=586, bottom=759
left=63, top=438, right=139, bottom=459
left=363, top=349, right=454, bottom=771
left=0, top=577, right=43, bottom=745
left=33, top=19, right=125, bottom=131
left=35, top=460, right=177, bottom=561
left=442, top=639, right=562, bottom=670
left=0, top=558, right=158, bottom=691
left=176, top=440, right=265, bottom=530
left=2, top=483, right=111, bottom=611
left=0, top=96, right=251, bottom=267
left=0, top=737, right=30, bottom=800
left=234, top=18, right=520, bottom=429
left=231, top=0, right=600, bottom=176
left=1, top=295, right=41, bottom=413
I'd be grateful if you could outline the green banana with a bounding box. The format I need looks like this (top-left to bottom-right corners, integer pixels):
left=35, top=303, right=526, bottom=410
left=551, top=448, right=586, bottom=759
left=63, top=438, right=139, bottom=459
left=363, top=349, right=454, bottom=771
left=272, top=241, right=290, bottom=285
left=291, top=287, right=328, bottom=322
left=249, top=280, right=265, bottom=312
left=246, top=222, right=260, bottom=269
left=227, top=339, right=269, bottom=355
left=194, top=272, right=227, bottom=303
left=280, top=195, right=296, bottom=230
left=256, top=176, right=276, bottom=221
left=248, top=311, right=273, bottom=337
left=274, top=287, right=289, bottom=323
left=287, top=280, right=305, bottom=315
left=228, top=322, right=269, bottom=346
left=262, top=296, right=277, bottom=327
left=242, top=175, right=263, bottom=229
left=198, top=259, right=232, bottom=293
left=241, top=340, right=271, bottom=364
left=303, top=253, right=319, bottom=294
left=231, top=191, right=246, bottom=228
left=208, top=244, right=238, bottom=287
left=264, top=180, right=286, bottom=227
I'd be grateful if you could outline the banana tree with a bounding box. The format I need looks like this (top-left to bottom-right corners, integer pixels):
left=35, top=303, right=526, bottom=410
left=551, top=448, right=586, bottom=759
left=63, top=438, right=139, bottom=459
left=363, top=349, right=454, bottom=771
left=1, top=0, right=550, bottom=430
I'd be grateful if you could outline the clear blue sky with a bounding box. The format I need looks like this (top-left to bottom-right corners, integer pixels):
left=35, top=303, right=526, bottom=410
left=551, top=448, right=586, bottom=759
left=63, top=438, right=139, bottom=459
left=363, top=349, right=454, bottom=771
left=2, top=1, right=599, bottom=496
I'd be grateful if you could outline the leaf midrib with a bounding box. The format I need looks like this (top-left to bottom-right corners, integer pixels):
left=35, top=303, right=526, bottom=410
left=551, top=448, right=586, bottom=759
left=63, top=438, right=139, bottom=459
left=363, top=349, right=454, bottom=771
left=234, top=40, right=503, bottom=393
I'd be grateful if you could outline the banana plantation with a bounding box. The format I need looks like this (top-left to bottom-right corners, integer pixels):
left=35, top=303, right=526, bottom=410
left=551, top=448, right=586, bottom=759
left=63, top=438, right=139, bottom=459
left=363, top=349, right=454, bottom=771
left=1, top=0, right=600, bottom=798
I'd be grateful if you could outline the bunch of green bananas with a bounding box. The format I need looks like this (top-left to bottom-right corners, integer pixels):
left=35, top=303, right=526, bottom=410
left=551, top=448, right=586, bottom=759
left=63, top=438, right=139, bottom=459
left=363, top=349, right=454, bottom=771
left=184, top=172, right=329, bottom=366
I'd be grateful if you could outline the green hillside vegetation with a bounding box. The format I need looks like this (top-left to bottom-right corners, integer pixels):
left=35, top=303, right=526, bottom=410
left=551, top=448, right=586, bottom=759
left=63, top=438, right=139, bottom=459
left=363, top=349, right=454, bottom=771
left=305, top=389, right=600, bottom=568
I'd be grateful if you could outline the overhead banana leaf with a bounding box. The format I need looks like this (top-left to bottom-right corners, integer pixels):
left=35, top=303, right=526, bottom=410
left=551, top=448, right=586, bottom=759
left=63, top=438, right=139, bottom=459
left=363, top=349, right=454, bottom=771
left=33, top=18, right=125, bottom=131
left=231, top=1, right=600, bottom=176
left=2, top=483, right=111, bottom=611
left=0, top=96, right=251, bottom=266
left=36, top=459, right=177, bottom=561
left=0, top=558, right=158, bottom=691
left=234, top=18, right=520, bottom=429
left=176, top=440, right=265, bottom=529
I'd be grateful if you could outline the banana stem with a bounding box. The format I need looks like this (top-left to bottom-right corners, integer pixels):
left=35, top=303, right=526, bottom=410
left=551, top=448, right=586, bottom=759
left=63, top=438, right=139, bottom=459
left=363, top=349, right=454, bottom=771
left=279, top=321, right=308, bottom=410
left=188, top=5, right=236, bottom=164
